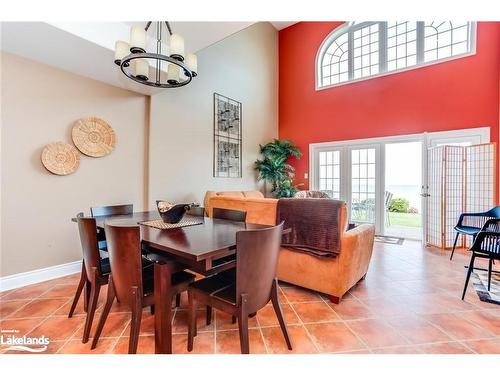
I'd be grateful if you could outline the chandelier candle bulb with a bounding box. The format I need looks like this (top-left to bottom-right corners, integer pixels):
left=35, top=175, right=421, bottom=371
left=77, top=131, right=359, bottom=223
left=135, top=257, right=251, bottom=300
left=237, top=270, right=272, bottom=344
left=115, top=21, right=197, bottom=88
left=134, top=59, right=149, bottom=81
left=185, top=53, right=198, bottom=76
left=170, top=34, right=185, bottom=61
left=114, top=41, right=130, bottom=65
left=167, top=64, right=180, bottom=84
left=130, top=26, right=147, bottom=53
left=160, top=42, right=170, bottom=57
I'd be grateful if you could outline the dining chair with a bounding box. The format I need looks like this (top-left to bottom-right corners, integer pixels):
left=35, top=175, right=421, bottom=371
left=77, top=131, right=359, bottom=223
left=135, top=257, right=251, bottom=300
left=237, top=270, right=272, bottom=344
left=68, top=214, right=110, bottom=343
left=91, top=223, right=195, bottom=354
left=384, top=191, right=393, bottom=226
left=187, top=222, right=292, bottom=354
left=90, top=204, right=134, bottom=252
left=205, top=207, right=247, bottom=325
left=450, top=206, right=500, bottom=260
left=90, top=204, right=134, bottom=217
left=186, top=206, right=206, bottom=217
left=212, top=207, right=247, bottom=222
left=462, top=218, right=500, bottom=300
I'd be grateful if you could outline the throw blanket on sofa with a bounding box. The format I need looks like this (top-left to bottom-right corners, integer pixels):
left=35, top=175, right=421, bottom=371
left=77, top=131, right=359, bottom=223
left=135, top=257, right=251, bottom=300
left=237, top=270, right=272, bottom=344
left=276, top=198, right=344, bottom=258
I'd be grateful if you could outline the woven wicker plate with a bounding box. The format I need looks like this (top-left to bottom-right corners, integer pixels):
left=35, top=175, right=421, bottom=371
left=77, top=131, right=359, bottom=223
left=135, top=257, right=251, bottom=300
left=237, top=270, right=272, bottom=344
left=41, top=142, right=80, bottom=175
left=72, top=117, right=116, bottom=157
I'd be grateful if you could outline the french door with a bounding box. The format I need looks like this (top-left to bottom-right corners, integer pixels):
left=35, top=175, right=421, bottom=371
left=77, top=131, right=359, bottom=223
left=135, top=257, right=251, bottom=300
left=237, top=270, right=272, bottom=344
left=312, top=144, right=382, bottom=233
left=310, top=127, right=490, bottom=238
left=347, top=145, right=382, bottom=231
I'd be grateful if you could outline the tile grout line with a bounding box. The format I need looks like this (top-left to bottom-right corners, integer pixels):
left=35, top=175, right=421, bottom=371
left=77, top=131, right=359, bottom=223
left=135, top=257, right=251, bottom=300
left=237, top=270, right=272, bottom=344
left=107, top=309, right=133, bottom=354
left=280, top=284, right=321, bottom=354
left=2, top=295, right=72, bottom=354
left=321, top=294, right=374, bottom=353
left=352, top=282, right=487, bottom=349
left=412, top=311, right=491, bottom=345
left=26, top=297, right=79, bottom=354
left=457, top=309, right=500, bottom=336
left=57, top=298, right=95, bottom=354
left=256, top=318, right=270, bottom=354
left=4, top=243, right=500, bottom=355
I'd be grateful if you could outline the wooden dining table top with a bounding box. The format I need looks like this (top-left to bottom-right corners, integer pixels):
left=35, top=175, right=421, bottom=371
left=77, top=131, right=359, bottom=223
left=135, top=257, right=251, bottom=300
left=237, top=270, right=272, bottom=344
left=72, top=211, right=270, bottom=262
left=72, top=210, right=284, bottom=354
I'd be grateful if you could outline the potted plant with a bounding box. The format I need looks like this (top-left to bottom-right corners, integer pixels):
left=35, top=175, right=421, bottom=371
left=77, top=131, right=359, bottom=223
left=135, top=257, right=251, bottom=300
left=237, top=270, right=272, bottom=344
left=254, top=139, right=302, bottom=198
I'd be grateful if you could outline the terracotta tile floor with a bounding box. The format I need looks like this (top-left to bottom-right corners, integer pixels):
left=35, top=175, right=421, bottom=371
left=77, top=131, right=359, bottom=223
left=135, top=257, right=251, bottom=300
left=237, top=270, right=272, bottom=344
left=1, top=240, right=500, bottom=354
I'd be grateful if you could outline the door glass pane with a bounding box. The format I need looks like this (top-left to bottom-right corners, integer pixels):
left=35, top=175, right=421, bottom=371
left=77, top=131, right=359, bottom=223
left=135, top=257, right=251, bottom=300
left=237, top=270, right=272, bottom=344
left=318, top=150, right=341, bottom=199
left=351, top=148, right=376, bottom=224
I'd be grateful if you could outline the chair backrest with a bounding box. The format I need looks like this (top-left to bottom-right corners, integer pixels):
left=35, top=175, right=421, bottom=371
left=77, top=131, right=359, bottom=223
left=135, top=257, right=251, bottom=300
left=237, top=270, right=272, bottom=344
left=186, top=206, right=205, bottom=217
left=471, top=218, right=500, bottom=257
left=91, top=204, right=133, bottom=217
left=76, top=216, right=103, bottom=278
left=235, top=222, right=284, bottom=313
left=462, top=206, right=500, bottom=229
left=104, top=224, right=144, bottom=304
left=384, top=191, right=393, bottom=207
left=485, top=206, right=500, bottom=218
left=213, top=207, right=247, bottom=222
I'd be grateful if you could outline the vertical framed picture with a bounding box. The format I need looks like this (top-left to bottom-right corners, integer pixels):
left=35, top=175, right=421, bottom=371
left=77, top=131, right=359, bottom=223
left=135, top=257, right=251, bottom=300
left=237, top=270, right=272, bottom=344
left=213, top=93, right=242, bottom=178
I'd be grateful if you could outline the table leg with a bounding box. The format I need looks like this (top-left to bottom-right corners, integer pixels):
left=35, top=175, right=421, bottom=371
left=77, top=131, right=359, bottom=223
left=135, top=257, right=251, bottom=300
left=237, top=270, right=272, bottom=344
left=154, top=262, right=173, bottom=354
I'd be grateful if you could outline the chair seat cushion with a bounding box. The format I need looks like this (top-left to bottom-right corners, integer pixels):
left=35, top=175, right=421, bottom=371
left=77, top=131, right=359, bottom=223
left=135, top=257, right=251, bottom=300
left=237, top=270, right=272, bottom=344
left=455, top=225, right=481, bottom=235
left=100, top=257, right=111, bottom=275
left=216, top=268, right=236, bottom=282
left=190, top=274, right=229, bottom=294
left=143, top=270, right=195, bottom=295
left=141, top=251, right=176, bottom=265
left=98, top=241, right=108, bottom=252
left=100, top=257, right=155, bottom=277
left=212, top=284, right=236, bottom=305
left=189, top=274, right=237, bottom=305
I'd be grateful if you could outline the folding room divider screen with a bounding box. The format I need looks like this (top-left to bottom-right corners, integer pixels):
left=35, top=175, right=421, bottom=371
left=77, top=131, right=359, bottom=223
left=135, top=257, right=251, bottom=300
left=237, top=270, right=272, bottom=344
left=426, top=143, right=496, bottom=249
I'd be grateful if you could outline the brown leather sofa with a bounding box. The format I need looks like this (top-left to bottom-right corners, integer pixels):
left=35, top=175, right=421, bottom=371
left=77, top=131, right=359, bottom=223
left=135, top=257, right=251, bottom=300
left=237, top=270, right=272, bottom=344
left=204, top=190, right=375, bottom=303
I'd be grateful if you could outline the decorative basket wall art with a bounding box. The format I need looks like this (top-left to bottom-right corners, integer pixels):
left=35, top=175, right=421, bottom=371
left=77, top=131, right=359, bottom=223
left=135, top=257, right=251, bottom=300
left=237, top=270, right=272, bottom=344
left=213, top=93, right=242, bottom=178
left=41, top=142, right=80, bottom=175
left=72, top=117, right=116, bottom=157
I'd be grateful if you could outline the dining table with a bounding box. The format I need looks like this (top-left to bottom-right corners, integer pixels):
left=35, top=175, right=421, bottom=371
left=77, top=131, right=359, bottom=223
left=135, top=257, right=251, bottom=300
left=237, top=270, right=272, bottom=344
left=72, top=210, right=271, bottom=354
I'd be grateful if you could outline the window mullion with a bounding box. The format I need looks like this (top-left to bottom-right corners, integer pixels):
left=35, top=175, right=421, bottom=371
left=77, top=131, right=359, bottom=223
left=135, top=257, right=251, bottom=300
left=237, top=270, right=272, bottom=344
left=379, top=22, right=388, bottom=73
left=347, top=30, right=354, bottom=81
left=416, top=21, right=425, bottom=64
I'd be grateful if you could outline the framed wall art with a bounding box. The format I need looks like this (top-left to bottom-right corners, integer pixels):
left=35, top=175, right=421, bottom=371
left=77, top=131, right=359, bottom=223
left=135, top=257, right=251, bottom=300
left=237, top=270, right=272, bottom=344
left=213, top=93, right=242, bottom=178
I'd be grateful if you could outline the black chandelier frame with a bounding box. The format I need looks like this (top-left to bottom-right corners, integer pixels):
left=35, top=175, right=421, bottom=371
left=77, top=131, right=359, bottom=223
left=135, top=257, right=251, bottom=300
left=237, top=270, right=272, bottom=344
left=117, top=21, right=196, bottom=89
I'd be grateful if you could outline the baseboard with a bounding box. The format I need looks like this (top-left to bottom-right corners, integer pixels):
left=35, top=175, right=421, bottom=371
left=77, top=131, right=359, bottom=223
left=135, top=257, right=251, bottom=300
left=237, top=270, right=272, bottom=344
left=0, top=260, right=82, bottom=292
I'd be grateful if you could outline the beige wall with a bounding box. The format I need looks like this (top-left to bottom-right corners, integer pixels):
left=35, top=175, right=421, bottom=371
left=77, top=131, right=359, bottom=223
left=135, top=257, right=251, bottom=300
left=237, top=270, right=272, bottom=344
left=148, top=22, right=278, bottom=206
left=0, top=22, right=279, bottom=277
left=1, top=52, right=148, bottom=277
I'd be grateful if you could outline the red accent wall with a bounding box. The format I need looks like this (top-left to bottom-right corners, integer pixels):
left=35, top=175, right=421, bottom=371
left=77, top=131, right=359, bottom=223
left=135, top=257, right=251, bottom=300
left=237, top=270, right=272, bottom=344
left=279, top=22, right=500, bottom=200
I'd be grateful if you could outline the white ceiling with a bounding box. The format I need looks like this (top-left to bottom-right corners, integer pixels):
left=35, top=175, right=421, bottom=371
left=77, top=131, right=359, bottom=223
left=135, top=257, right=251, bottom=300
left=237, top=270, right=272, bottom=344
left=270, top=22, right=296, bottom=30
left=0, top=21, right=296, bottom=96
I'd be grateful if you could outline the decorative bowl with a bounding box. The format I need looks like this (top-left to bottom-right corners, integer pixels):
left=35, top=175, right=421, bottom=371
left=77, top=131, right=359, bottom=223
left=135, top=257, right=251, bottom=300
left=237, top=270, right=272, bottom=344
left=156, top=201, right=197, bottom=224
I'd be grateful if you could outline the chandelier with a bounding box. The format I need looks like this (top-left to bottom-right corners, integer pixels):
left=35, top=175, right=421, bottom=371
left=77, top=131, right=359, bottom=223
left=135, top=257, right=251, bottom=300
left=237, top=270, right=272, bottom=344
left=114, top=22, right=197, bottom=88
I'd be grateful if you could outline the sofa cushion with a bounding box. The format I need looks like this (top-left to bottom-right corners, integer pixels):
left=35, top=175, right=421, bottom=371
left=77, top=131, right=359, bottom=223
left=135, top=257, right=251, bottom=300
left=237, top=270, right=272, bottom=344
left=242, top=190, right=264, bottom=199
left=294, top=190, right=330, bottom=198
left=207, top=196, right=277, bottom=225
left=217, top=191, right=246, bottom=197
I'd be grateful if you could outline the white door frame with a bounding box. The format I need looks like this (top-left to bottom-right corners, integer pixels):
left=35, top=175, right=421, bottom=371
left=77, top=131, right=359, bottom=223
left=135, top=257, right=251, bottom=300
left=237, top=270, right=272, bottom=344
left=309, top=127, right=490, bottom=238
left=345, top=143, right=382, bottom=233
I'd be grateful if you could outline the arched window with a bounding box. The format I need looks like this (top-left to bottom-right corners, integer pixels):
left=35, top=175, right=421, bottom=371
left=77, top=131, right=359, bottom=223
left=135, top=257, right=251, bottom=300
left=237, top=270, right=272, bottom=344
left=316, top=21, right=476, bottom=89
